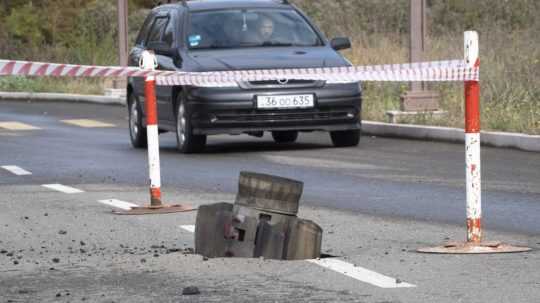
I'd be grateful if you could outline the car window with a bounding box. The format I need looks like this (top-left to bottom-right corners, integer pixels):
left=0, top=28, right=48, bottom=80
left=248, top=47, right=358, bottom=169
left=147, top=16, right=169, bottom=45
left=187, top=9, right=322, bottom=50
left=135, top=14, right=154, bottom=46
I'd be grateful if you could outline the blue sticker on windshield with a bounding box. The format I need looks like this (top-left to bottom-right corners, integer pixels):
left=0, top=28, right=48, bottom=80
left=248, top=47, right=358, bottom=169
left=189, top=35, right=201, bottom=47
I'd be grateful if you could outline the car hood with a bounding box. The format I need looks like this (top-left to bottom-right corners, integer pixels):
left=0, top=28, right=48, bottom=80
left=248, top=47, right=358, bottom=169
left=186, top=47, right=349, bottom=72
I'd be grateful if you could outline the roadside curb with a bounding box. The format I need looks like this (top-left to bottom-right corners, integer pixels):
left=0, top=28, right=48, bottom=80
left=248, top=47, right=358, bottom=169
left=0, top=91, right=125, bottom=106
left=363, top=121, right=540, bottom=152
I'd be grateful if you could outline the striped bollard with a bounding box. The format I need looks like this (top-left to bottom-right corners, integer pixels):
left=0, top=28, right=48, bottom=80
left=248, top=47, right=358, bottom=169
left=115, top=51, right=195, bottom=215
left=464, top=31, right=482, bottom=243
left=417, top=31, right=530, bottom=254
left=144, top=63, right=162, bottom=206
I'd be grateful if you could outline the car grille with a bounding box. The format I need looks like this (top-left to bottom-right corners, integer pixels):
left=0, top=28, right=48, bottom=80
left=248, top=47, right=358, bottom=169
left=241, top=79, right=322, bottom=89
left=248, top=80, right=316, bottom=86
left=213, top=108, right=355, bottom=123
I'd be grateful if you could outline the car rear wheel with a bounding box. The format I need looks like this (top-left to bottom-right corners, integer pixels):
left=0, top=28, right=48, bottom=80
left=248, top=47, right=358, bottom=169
left=271, top=131, right=298, bottom=143
left=128, top=94, right=147, bottom=148
left=330, top=129, right=360, bottom=147
left=176, top=94, right=206, bottom=153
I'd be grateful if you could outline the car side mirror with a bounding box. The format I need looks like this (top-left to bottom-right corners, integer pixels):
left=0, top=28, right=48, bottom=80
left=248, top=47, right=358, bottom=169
left=330, top=37, right=351, bottom=51
left=149, top=42, right=176, bottom=57
left=147, top=42, right=182, bottom=67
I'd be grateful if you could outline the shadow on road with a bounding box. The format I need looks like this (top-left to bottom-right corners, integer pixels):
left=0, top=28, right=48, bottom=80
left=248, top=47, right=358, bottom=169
left=160, top=140, right=335, bottom=155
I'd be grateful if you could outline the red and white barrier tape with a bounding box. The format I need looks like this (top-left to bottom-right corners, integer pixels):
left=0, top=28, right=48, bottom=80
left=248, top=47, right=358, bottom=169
left=0, top=58, right=479, bottom=87
left=157, top=59, right=479, bottom=86
left=0, top=59, right=179, bottom=79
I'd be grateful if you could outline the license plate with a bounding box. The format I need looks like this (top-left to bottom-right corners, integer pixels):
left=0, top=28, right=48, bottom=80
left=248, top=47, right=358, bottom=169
left=256, top=94, right=314, bottom=109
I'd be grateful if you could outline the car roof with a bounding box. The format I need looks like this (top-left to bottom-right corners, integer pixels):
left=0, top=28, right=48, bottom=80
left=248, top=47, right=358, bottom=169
left=160, top=0, right=292, bottom=12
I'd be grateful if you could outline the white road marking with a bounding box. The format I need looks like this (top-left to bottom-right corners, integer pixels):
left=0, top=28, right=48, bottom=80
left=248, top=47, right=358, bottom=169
left=176, top=224, right=415, bottom=288
left=61, top=119, right=116, bottom=128
left=98, top=199, right=139, bottom=210
left=42, top=184, right=84, bottom=194
left=263, top=155, right=398, bottom=171
left=307, top=258, right=416, bottom=288
left=0, top=121, right=41, bottom=130
left=180, top=225, right=196, bottom=233
left=1, top=165, right=32, bottom=176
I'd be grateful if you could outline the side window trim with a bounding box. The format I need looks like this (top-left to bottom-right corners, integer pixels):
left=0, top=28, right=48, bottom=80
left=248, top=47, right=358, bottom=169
left=178, top=9, right=186, bottom=49
left=162, top=12, right=177, bottom=48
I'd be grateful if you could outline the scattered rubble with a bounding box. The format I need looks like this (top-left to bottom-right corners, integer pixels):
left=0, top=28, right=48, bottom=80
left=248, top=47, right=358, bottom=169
left=182, top=286, right=200, bottom=295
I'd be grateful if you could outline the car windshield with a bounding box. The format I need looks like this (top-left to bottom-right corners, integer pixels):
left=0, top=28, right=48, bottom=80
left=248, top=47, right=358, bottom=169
left=187, top=9, right=322, bottom=50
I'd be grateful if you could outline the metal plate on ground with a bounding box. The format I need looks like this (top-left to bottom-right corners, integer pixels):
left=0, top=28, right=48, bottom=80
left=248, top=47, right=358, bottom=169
left=417, top=241, right=532, bottom=254
left=113, top=204, right=196, bottom=215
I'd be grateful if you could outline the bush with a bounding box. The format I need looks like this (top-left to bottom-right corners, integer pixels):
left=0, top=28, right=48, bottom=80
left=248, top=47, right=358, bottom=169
left=66, top=1, right=117, bottom=65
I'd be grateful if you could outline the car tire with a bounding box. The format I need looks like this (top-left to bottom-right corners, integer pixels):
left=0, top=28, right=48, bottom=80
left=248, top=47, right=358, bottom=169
left=176, top=93, right=206, bottom=153
left=330, top=129, right=360, bottom=147
left=272, top=131, right=298, bottom=143
left=128, top=93, right=147, bottom=148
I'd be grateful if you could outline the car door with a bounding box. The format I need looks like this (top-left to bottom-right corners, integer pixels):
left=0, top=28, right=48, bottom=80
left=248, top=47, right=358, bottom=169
left=155, top=10, right=182, bottom=124
left=129, top=12, right=155, bottom=110
left=145, top=12, right=174, bottom=123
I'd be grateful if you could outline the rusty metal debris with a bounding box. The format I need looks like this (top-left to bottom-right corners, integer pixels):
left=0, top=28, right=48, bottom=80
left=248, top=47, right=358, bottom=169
left=113, top=204, right=195, bottom=215
left=417, top=241, right=532, bottom=254
left=195, top=172, right=323, bottom=260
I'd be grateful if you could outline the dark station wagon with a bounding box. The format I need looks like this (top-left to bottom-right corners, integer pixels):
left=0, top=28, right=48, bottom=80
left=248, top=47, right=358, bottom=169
left=128, top=0, right=362, bottom=153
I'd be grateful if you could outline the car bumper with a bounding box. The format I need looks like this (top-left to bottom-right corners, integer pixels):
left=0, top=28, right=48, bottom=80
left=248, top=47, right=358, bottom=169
left=185, top=83, right=362, bottom=135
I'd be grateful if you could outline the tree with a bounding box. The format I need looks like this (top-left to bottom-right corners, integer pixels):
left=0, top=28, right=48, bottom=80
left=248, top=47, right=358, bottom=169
left=5, top=2, right=45, bottom=48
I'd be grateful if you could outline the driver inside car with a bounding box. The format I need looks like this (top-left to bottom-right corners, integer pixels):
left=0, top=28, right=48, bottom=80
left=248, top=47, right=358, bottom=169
left=257, top=16, right=275, bottom=42
left=244, top=15, right=284, bottom=45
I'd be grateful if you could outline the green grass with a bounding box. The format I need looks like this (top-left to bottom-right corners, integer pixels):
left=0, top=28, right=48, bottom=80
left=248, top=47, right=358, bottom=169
left=344, top=31, right=540, bottom=135
left=0, top=76, right=105, bottom=95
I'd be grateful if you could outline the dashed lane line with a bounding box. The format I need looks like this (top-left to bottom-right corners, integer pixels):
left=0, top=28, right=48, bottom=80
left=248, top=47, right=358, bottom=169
left=177, top=224, right=416, bottom=289
left=1, top=165, right=32, bottom=176
left=42, top=184, right=84, bottom=194
left=98, top=199, right=139, bottom=210
left=307, top=258, right=416, bottom=289
left=60, top=119, right=116, bottom=128
left=262, top=155, right=399, bottom=171
left=180, top=225, right=196, bottom=233
left=0, top=121, right=41, bottom=130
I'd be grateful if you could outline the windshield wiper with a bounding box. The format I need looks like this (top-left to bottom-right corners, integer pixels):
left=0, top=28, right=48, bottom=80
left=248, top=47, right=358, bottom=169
left=192, top=43, right=237, bottom=50
left=261, top=41, right=294, bottom=47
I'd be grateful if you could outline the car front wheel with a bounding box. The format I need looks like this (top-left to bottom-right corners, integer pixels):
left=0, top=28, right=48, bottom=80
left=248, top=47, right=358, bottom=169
left=128, top=94, right=147, bottom=148
left=330, top=129, right=360, bottom=147
left=176, top=94, right=206, bottom=153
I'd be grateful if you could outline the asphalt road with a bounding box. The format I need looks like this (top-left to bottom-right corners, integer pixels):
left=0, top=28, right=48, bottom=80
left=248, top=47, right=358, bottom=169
left=1, top=100, right=539, bottom=302
left=1, top=101, right=539, bottom=234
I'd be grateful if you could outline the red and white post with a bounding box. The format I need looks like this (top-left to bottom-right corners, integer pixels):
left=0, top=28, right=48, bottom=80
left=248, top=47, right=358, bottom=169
left=417, top=31, right=530, bottom=253
left=464, top=31, right=482, bottom=243
left=116, top=51, right=194, bottom=215
left=141, top=51, right=163, bottom=207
